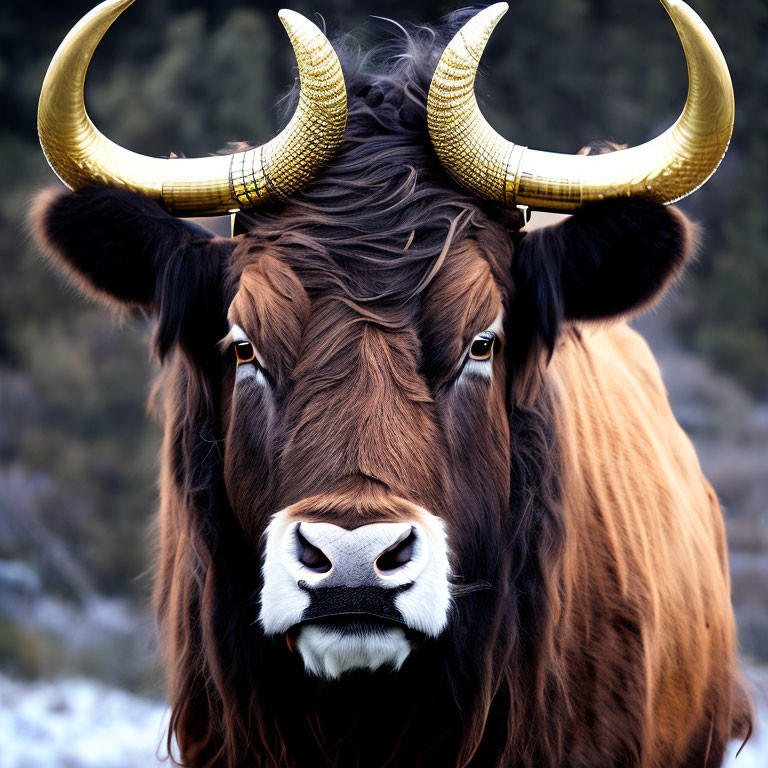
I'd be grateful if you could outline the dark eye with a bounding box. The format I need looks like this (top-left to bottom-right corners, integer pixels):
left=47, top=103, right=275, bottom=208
left=469, top=332, right=496, bottom=361
left=234, top=340, right=255, bottom=364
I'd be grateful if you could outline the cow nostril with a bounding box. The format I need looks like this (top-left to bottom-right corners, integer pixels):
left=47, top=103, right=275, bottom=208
left=296, top=529, right=332, bottom=573
left=376, top=529, right=416, bottom=573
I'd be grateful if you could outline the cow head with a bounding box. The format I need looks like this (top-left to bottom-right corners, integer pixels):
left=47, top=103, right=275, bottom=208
left=32, top=0, right=730, bottom=764
left=34, top=179, right=694, bottom=675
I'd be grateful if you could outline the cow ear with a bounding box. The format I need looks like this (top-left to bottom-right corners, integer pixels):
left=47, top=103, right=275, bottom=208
left=512, top=198, right=696, bottom=348
left=31, top=186, right=225, bottom=306
left=31, top=187, right=234, bottom=358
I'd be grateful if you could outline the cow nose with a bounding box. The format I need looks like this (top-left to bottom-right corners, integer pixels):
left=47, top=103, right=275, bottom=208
left=293, top=521, right=416, bottom=587
left=260, top=506, right=451, bottom=643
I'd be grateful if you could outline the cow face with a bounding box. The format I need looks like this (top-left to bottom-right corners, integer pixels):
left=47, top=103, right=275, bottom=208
left=217, top=231, right=511, bottom=677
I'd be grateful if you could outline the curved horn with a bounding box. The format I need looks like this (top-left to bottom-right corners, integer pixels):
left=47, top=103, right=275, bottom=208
left=38, top=0, right=347, bottom=216
left=427, top=1, right=734, bottom=211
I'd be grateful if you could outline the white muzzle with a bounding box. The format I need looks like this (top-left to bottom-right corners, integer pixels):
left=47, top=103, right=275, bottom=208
left=259, top=506, right=451, bottom=678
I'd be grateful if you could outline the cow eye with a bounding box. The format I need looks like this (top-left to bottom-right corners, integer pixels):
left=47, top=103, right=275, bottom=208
left=469, top=331, right=496, bottom=361
left=224, top=325, right=273, bottom=387
left=234, top=340, right=256, bottom=364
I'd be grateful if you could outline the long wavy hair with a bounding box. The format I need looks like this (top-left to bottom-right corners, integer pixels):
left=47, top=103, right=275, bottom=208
left=150, top=10, right=569, bottom=767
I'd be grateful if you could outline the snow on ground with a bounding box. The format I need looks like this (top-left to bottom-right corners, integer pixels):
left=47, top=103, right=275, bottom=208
left=0, top=675, right=170, bottom=768
left=0, top=669, right=766, bottom=767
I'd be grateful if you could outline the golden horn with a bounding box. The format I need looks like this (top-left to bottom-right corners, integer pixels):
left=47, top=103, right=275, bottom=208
left=37, top=0, right=347, bottom=217
left=427, top=1, right=734, bottom=211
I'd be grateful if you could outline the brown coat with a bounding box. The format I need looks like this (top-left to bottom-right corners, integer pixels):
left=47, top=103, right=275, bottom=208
left=548, top=324, right=748, bottom=766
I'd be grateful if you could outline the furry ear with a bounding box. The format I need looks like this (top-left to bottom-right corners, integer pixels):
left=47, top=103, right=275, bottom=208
left=31, top=186, right=235, bottom=359
left=31, top=186, right=221, bottom=305
left=512, top=198, right=696, bottom=352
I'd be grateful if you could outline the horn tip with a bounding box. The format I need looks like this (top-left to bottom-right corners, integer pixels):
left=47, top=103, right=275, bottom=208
left=658, top=0, right=699, bottom=25
left=479, top=2, right=509, bottom=23
left=278, top=8, right=324, bottom=39
left=278, top=8, right=309, bottom=28
left=100, top=0, right=136, bottom=13
left=466, top=3, right=508, bottom=40
left=456, top=3, right=508, bottom=58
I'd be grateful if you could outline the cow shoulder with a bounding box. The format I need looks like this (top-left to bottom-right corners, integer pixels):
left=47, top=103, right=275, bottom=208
left=549, top=324, right=738, bottom=762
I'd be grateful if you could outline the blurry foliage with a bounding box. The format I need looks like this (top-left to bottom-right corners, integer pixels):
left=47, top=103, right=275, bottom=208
left=0, top=0, right=765, bottom=614
left=0, top=619, right=61, bottom=680
left=0, top=613, right=162, bottom=692
left=91, top=9, right=275, bottom=156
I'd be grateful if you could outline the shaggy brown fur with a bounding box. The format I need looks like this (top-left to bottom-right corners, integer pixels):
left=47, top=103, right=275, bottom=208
left=31, top=7, right=751, bottom=768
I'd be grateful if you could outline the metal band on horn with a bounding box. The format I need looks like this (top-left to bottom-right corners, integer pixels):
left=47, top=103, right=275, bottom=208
left=427, top=1, right=734, bottom=211
left=38, top=0, right=348, bottom=217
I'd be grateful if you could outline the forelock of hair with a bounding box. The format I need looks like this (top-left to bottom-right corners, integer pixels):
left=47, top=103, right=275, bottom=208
left=229, top=8, right=519, bottom=309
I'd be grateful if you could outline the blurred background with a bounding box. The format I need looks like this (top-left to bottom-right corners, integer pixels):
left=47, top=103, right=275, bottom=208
left=0, top=0, right=766, bottom=765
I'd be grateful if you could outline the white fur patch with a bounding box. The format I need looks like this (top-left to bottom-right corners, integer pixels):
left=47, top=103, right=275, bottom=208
left=393, top=510, right=451, bottom=637
left=295, top=624, right=411, bottom=679
left=259, top=515, right=312, bottom=634
left=461, top=358, right=494, bottom=380
left=235, top=364, right=268, bottom=387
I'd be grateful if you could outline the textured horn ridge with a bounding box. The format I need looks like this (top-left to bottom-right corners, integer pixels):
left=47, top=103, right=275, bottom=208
left=228, top=9, right=348, bottom=209
left=37, top=0, right=347, bottom=216
left=427, top=0, right=735, bottom=211
left=426, top=4, right=514, bottom=206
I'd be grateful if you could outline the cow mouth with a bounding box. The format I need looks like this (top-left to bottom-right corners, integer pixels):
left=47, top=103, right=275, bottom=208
left=286, top=616, right=423, bottom=678
left=286, top=614, right=423, bottom=646
left=260, top=506, right=452, bottom=678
